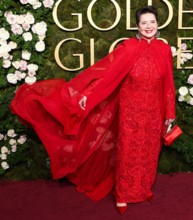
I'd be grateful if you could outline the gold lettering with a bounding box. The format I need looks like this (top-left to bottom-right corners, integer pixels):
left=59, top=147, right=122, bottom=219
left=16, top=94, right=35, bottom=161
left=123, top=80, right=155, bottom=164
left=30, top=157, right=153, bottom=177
left=54, top=38, right=84, bottom=71
left=53, top=0, right=82, bottom=31
left=178, top=0, right=193, bottom=29
left=87, top=0, right=121, bottom=31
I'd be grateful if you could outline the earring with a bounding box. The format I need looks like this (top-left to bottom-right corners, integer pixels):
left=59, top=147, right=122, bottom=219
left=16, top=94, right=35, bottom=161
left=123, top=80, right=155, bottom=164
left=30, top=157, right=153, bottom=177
left=155, top=31, right=160, bottom=38
left=136, top=31, right=142, bottom=40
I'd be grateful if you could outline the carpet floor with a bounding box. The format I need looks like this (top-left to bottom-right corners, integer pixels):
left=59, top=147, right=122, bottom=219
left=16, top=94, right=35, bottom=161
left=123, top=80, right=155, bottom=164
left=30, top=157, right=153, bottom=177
left=0, top=173, right=193, bottom=220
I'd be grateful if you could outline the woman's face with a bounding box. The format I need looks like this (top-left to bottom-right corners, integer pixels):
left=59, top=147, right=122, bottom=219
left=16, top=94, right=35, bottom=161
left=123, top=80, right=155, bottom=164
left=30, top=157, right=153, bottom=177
left=137, top=13, right=158, bottom=41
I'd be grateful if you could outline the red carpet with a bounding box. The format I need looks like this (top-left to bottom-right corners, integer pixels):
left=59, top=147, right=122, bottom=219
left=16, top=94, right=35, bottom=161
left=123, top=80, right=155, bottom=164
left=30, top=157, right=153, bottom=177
left=0, top=173, right=193, bottom=220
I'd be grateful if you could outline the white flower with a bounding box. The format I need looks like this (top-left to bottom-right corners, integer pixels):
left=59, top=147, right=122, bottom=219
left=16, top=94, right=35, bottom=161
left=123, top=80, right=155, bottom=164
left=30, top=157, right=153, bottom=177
left=32, top=21, right=47, bottom=36
left=20, top=0, right=29, bottom=4
left=22, top=23, right=31, bottom=31
left=181, top=43, right=187, bottom=51
left=189, top=88, right=193, bottom=96
left=0, top=28, right=10, bottom=41
left=178, top=95, right=185, bottom=102
left=0, top=133, right=4, bottom=140
left=19, top=60, right=28, bottom=71
left=9, top=139, right=17, bottom=145
left=9, top=41, right=17, bottom=49
left=17, top=135, right=27, bottom=144
left=27, top=64, right=38, bottom=72
left=1, top=161, right=9, bottom=170
left=11, top=145, right=17, bottom=152
left=7, top=129, right=16, bottom=137
left=189, top=97, right=193, bottom=105
left=11, top=24, right=23, bottom=35
left=179, top=86, right=189, bottom=96
left=7, top=73, right=18, bottom=84
left=12, top=61, right=20, bottom=69
left=22, top=50, right=31, bottom=60
left=6, top=12, right=18, bottom=25
left=38, top=35, right=46, bottom=41
left=25, top=76, right=37, bottom=84
left=1, top=154, right=7, bottom=160
left=17, top=15, right=25, bottom=24
left=22, top=32, right=33, bottom=41
left=1, top=146, right=9, bottom=154
left=188, top=74, right=193, bottom=85
left=43, top=0, right=54, bottom=8
left=3, top=60, right=11, bottom=68
left=28, top=70, right=36, bottom=77
left=171, top=46, right=177, bottom=57
left=35, top=41, right=45, bottom=52
left=185, top=53, right=193, bottom=60
left=25, top=13, right=35, bottom=25
left=0, top=43, right=11, bottom=54
left=15, top=70, right=26, bottom=80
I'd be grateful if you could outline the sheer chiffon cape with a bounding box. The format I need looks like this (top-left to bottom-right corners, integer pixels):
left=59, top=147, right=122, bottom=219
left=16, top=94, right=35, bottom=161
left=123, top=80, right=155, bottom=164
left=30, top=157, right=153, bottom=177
left=10, top=38, right=175, bottom=201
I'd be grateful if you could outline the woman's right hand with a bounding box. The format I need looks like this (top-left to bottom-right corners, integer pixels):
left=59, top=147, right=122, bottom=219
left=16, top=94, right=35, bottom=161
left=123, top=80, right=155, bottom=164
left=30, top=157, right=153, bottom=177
left=79, top=96, right=87, bottom=110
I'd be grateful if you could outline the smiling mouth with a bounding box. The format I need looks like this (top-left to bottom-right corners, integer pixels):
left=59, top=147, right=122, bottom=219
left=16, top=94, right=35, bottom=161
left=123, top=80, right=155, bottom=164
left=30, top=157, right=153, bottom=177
left=145, top=30, right=153, bottom=34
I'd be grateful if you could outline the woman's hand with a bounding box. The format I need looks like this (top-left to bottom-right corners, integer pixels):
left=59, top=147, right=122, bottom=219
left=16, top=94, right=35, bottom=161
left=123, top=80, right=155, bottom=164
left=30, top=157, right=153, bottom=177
left=165, top=119, right=175, bottom=126
left=79, top=96, right=87, bottom=110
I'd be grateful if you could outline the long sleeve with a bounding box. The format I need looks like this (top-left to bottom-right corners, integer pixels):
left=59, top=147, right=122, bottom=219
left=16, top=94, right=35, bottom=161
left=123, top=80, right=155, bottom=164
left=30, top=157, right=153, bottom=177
left=164, top=46, right=176, bottom=119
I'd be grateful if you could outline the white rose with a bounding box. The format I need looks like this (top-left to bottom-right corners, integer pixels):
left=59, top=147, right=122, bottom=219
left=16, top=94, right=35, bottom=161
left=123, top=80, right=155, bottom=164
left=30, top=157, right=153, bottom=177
left=7, top=73, right=18, bottom=84
left=22, top=50, right=31, bottom=60
left=35, top=41, right=45, bottom=52
left=32, top=21, right=47, bottom=36
left=22, top=23, right=31, bottom=31
left=32, top=2, right=42, bottom=9
left=3, top=60, right=11, bottom=68
left=28, top=70, right=36, bottom=77
left=171, top=46, right=177, bottom=57
left=178, top=95, right=185, bottom=102
left=25, top=13, right=35, bottom=25
left=43, top=0, right=54, bottom=8
left=189, top=97, right=193, bottom=105
left=11, top=24, right=23, bottom=35
left=25, top=76, right=37, bottom=85
left=0, top=43, right=11, bottom=54
left=9, top=139, right=17, bottom=145
left=1, top=161, right=9, bottom=170
left=189, top=88, right=193, bottom=96
left=7, top=129, right=16, bottom=137
left=185, top=53, right=193, bottom=60
left=1, top=146, right=9, bottom=154
left=27, top=64, right=38, bottom=71
left=20, top=0, right=29, bottom=4
left=0, top=28, right=10, bottom=41
left=179, top=86, right=189, bottom=96
left=15, top=70, right=26, bottom=80
left=9, top=41, right=17, bottom=49
left=19, top=60, right=28, bottom=71
left=188, top=74, right=193, bottom=85
left=6, top=12, right=18, bottom=25
left=17, top=15, right=25, bottom=24
left=11, top=145, right=17, bottom=152
left=12, top=61, right=20, bottom=69
left=38, top=35, right=46, bottom=41
left=0, top=133, right=4, bottom=140
left=1, top=154, right=7, bottom=160
left=22, top=32, right=33, bottom=41
left=17, top=135, right=27, bottom=144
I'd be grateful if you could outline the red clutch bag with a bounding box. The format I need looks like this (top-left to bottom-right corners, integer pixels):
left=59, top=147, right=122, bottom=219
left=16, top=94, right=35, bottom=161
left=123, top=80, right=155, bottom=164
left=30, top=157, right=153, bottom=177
left=163, top=125, right=183, bottom=146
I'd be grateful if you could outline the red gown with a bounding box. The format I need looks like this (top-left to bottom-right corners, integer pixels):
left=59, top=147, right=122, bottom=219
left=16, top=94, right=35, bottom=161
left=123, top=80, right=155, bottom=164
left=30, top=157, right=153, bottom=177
left=10, top=38, right=176, bottom=202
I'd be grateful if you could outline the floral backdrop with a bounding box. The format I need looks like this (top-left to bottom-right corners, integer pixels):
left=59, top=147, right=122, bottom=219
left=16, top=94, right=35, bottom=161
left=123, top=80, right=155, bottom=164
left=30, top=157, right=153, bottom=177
left=0, top=0, right=193, bottom=179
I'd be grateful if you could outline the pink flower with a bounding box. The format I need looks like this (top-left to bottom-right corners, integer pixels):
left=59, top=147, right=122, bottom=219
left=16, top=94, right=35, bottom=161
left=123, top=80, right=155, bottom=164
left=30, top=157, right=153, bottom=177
left=11, top=24, right=23, bottom=35
left=20, top=0, right=29, bottom=4
left=19, top=60, right=28, bottom=71
left=6, top=12, right=18, bottom=25
left=22, top=23, right=31, bottom=31
left=181, top=43, right=187, bottom=51
left=43, top=0, right=54, bottom=8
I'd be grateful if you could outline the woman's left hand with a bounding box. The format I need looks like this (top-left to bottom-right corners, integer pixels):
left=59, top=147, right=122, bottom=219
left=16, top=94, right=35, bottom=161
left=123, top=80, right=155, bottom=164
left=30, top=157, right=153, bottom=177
left=165, top=119, right=175, bottom=126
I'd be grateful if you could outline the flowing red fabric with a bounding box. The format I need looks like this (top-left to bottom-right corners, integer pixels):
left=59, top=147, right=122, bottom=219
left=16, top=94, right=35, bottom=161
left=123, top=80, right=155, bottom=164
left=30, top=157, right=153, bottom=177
left=10, top=38, right=176, bottom=202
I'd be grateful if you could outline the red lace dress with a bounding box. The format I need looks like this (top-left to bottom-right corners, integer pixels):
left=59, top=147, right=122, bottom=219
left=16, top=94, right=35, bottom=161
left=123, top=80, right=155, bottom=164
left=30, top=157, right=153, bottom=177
left=116, top=45, right=173, bottom=203
left=10, top=38, right=176, bottom=203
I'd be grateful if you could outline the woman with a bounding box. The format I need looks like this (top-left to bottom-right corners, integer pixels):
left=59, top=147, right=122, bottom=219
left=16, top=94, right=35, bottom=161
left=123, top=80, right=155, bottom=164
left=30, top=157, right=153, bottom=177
left=10, top=6, right=175, bottom=214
